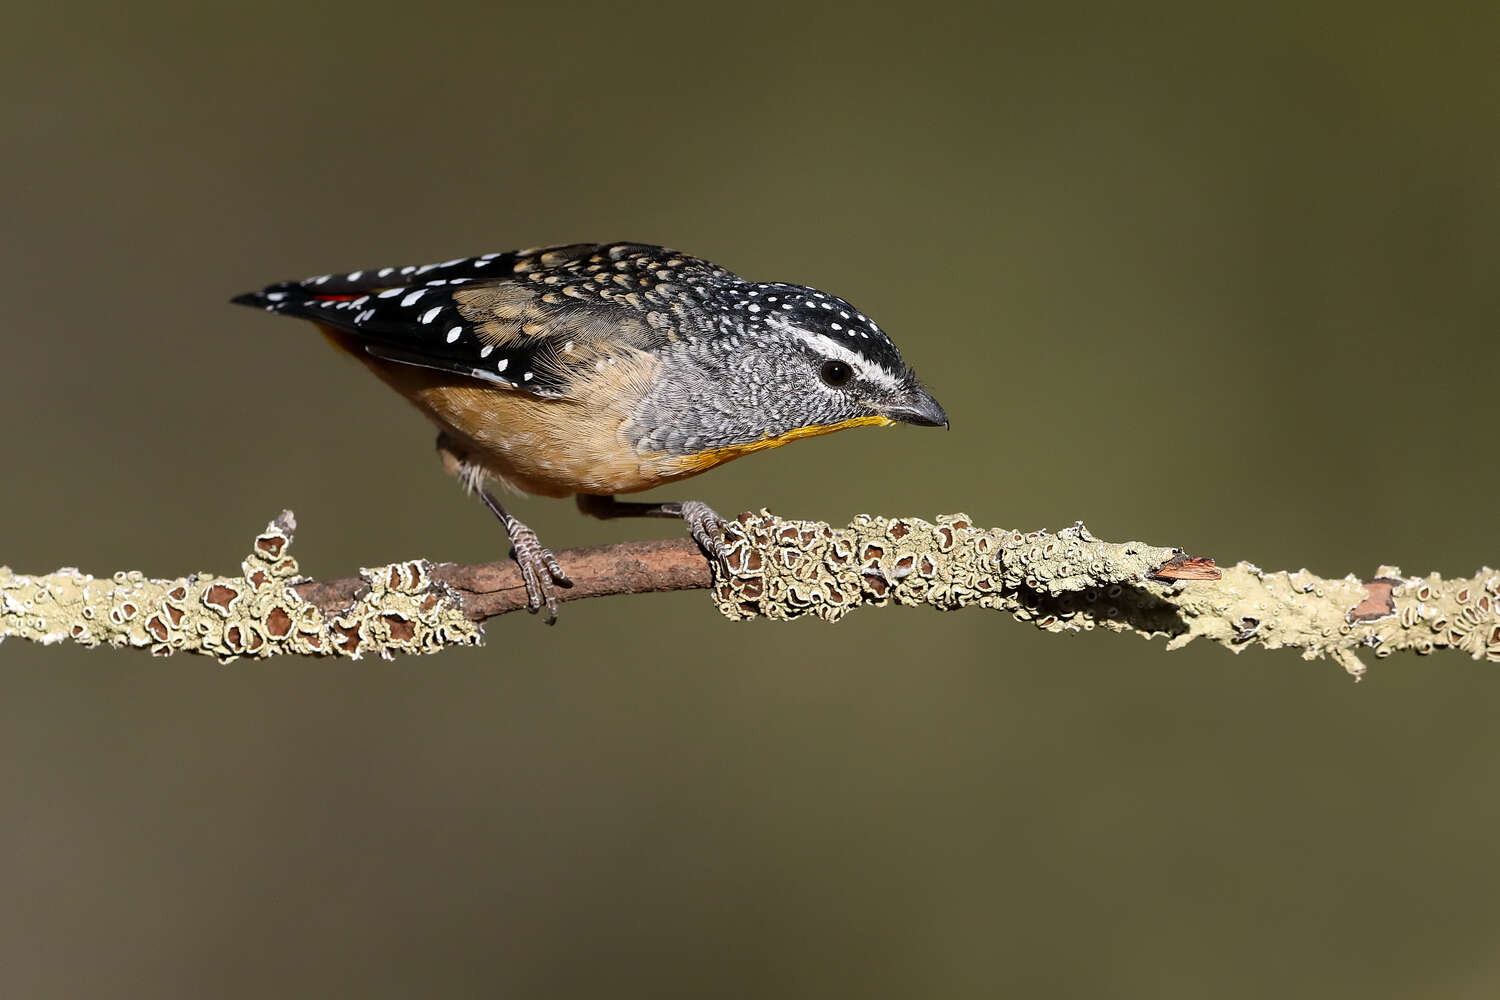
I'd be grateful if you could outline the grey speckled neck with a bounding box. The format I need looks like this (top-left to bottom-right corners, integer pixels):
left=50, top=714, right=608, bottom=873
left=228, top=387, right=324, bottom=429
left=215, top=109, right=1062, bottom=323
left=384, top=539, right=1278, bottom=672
left=627, top=333, right=861, bottom=455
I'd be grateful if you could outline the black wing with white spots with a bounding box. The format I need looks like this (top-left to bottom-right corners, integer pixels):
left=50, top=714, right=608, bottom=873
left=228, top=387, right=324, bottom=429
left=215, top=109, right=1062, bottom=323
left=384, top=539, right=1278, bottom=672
left=232, top=243, right=729, bottom=398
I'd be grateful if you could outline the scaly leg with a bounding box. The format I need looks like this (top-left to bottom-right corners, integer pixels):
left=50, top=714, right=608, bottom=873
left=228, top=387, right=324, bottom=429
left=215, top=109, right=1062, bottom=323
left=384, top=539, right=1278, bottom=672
left=477, top=488, right=572, bottom=623
left=438, top=434, right=572, bottom=623
left=576, top=494, right=729, bottom=561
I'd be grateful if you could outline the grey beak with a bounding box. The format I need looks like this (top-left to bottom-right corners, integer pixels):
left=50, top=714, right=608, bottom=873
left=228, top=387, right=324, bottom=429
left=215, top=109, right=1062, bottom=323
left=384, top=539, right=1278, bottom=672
left=884, top=385, right=949, bottom=428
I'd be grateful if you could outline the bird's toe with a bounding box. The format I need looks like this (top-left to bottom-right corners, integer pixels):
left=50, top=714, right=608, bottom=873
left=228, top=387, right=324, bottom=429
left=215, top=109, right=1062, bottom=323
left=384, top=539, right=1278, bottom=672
left=680, top=500, right=730, bottom=562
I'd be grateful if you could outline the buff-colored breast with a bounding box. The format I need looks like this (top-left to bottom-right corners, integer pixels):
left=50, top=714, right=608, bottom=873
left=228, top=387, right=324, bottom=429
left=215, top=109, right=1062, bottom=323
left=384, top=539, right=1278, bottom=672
left=319, top=325, right=713, bottom=497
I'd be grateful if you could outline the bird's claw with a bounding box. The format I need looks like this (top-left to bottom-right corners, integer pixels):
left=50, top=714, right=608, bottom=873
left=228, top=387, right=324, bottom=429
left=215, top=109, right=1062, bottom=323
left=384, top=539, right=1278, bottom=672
left=507, top=523, right=573, bottom=624
left=679, top=500, right=729, bottom=562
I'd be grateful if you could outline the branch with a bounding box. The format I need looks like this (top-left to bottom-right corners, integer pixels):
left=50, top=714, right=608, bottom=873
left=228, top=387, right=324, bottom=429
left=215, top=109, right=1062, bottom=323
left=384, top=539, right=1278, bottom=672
left=295, top=534, right=712, bottom=621
left=2, top=510, right=1496, bottom=678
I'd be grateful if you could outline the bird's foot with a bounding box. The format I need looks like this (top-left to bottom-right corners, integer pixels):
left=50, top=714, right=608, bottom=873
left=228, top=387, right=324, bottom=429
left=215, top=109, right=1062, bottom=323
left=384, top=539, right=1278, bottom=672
left=507, top=520, right=573, bottom=624
left=675, top=500, right=729, bottom=562
left=574, top=493, right=728, bottom=564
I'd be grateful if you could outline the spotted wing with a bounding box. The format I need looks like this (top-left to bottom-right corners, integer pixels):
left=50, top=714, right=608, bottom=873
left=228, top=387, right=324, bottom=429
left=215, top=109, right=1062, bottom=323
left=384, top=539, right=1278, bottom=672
left=232, top=243, right=723, bottom=398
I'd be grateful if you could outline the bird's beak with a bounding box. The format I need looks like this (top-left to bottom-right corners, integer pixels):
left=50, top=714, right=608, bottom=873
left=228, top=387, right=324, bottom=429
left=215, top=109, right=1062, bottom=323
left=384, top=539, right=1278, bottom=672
left=881, top=385, right=949, bottom=428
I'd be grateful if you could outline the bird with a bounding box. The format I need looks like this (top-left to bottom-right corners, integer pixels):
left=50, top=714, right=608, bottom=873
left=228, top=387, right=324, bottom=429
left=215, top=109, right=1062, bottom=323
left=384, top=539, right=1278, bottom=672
left=232, top=242, right=948, bottom=622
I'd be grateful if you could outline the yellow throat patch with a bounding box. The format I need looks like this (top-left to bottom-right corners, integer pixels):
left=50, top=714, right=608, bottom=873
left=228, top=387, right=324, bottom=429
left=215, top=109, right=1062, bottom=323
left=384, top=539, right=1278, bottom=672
left=672, top=415, right=895, bottom=473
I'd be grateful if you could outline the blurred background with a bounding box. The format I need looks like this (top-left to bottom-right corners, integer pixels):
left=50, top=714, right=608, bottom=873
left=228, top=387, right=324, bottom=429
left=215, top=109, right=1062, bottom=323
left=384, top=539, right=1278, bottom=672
left=3, top=2, right=1499, bottom=996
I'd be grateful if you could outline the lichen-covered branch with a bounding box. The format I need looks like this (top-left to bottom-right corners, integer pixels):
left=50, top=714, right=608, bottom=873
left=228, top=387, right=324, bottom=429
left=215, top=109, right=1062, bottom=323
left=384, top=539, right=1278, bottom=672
left=0, top=513, right=482, bottom=660
left=713, top=512, right=1499, bottom=678
left=2, top=510, right=1496, bottom=677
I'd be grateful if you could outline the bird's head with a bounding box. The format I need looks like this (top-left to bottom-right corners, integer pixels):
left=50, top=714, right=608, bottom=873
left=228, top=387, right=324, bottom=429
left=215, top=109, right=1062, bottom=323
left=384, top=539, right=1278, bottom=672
left=629, top=281, right=947, bottom=463
left=751, top=283, right=948, bottom=430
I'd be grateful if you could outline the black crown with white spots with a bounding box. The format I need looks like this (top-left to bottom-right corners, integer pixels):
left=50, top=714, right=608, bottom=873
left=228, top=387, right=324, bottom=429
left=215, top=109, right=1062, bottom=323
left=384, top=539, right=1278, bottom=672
left=232, top=243, right=905, bottom=397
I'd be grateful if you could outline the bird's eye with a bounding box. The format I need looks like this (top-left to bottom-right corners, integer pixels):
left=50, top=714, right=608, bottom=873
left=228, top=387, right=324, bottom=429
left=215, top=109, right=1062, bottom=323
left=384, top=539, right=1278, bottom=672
left=819, top=359, right=854, bottom=388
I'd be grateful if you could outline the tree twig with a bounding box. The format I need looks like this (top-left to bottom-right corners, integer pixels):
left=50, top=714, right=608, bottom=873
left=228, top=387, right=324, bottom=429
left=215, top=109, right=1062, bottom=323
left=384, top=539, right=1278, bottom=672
left=2, top=510, right=1496, bottom=678
left=295, top=536, right=712, bottom=620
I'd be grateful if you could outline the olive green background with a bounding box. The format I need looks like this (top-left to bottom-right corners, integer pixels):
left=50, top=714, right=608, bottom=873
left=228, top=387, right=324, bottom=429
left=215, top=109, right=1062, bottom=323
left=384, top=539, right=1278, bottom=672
left=3, top=2, right=1499, bottom=997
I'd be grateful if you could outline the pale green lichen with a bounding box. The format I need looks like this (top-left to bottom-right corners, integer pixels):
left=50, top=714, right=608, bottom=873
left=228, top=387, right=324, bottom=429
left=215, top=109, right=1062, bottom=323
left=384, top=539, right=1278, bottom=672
left=713, top=512, right=1179, bottom=626
left=5, top=510, right=1496, bottom=677
left=1353, top=566, right=1500, bottom=664
left=712, top=512, right=1500, bottom=679
left=0, top=512, right=480, bottom=661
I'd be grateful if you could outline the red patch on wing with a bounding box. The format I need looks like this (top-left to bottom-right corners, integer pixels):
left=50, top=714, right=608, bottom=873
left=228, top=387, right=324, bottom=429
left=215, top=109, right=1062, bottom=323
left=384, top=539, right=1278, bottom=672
left=312, top=293, right=363, bottom=302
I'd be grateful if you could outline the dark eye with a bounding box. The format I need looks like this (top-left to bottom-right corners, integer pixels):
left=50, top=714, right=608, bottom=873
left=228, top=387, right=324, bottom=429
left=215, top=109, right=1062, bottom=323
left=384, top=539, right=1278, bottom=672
left=819, top=359, right=854, bottom=388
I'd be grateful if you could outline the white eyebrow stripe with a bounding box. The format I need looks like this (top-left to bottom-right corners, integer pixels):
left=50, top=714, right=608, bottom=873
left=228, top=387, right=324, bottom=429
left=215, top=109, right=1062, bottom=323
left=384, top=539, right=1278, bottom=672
left=767, top=319, right=902, bottom=390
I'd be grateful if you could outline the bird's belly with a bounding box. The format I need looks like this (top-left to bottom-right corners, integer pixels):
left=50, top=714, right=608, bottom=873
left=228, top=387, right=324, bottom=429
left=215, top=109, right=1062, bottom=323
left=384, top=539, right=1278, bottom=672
left=414, top=382, right=670, bottom=498
left=320, top=325, right=710, bottom=497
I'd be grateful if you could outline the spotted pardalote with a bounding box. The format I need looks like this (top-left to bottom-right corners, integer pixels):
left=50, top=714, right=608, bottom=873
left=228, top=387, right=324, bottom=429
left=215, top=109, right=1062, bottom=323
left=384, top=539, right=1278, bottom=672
left=233, top=242, right=948, bottom=621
